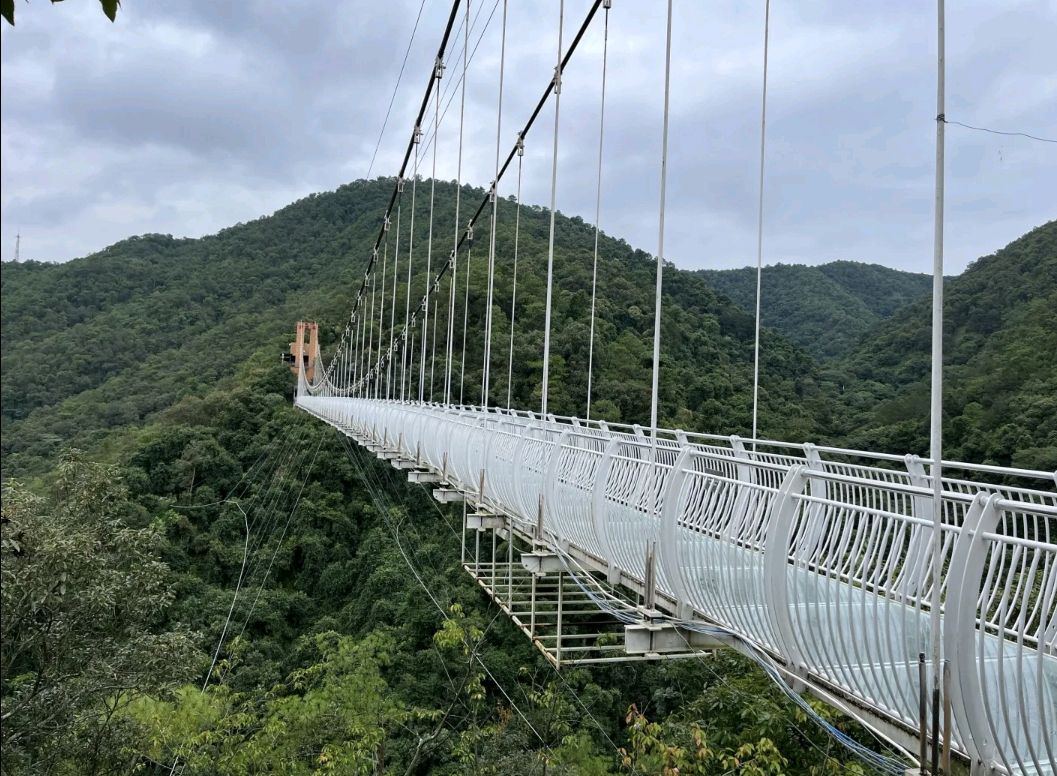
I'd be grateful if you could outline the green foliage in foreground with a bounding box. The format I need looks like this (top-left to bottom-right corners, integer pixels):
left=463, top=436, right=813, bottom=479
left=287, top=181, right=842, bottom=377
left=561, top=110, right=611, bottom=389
left=1, top=453, right=201, bottom=775
left=2, top=0, right=119, bottom=27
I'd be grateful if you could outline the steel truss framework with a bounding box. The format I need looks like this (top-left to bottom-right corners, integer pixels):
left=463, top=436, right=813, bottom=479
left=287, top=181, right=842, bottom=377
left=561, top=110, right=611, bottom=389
left=297, top=395, right=1056, bottom=776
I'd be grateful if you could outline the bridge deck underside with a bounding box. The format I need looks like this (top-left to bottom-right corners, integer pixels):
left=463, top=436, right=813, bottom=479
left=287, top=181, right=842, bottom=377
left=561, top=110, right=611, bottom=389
left=297, top=396, right=1057, bottom=776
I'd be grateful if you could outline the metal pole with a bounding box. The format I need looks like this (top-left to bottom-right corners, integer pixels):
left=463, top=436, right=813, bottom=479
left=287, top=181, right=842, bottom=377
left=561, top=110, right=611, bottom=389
left=540, top=0, right=565, bottom=416
left=556, top=571, right=563, bottom=669
left=419, top=75, right=442, bottom=402
left=461, top=500, right=467, bottom=564
left=751, top=0, right=771, bottom=443
left=530, top=573, right=537, bottom=639
left=482, top=0, right=508, bottom=408
left=491, top=529, right=497, bottom=597
left=928, top=0, right=946, bottom=762
left=942, top=660, right=952, bottom=775
left=447, top=0, right=469, bottom=406
left=475, top=522, right=481, bottom=575
left=649, top=0, right=674, bottom=438
left=508, top=520, right=514, bottom=608
left=585, top=0, right=610, bottom=420
left=919, top=652, right=928, bottom=774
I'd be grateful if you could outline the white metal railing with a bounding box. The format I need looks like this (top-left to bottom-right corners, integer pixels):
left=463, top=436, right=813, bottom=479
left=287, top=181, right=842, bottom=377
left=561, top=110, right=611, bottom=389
left=297, top=395, right=1057, bottom=776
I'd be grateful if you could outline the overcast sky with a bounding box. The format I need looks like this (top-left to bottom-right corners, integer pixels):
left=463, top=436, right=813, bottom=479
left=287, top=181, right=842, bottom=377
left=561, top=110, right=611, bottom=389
left=2, top=0, right=1054, bottom=273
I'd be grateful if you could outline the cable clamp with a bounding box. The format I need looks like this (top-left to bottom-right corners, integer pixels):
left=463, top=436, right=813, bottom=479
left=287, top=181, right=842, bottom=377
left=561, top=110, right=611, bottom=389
left=413, top=124, right=423, bottom=144
left=516, top=132, right=525, bottom=156
left=603, top=0, right=612, bottom=7
left=397, top=176, right=405, bottom=193
left=383, top=215, right=391, bottom=232
left=466, top=221, right=475, bottom=243
left=553, top=66, right=561, bottom=94
left=489, top=182, right=496, bottom=203
left=435, top=56, right=445, bottom=79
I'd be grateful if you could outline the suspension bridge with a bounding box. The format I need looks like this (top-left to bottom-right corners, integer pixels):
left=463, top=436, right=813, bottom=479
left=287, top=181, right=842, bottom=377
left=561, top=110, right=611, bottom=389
left=283, top=2, right=1057, bottom=775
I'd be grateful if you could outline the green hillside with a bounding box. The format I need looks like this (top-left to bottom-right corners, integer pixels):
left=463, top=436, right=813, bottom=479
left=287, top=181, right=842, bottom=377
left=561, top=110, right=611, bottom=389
left=699, top=261, right=931, bottom=361
left=1, top=177, right=822, bottom=478
left=828, top=220, right=1057, bottom=469
left=1, top=179, right=878, bottom=775
left=3, top=173, right=1053, bottom=773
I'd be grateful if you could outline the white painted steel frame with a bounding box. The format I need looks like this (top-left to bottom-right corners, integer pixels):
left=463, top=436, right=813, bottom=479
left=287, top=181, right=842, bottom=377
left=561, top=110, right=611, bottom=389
left=298, top=394, right=1056, bottom=776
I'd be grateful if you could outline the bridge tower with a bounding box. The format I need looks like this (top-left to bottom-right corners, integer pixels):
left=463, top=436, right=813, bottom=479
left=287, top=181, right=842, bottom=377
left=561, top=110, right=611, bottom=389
left=285, top=320, right=319, bottom=383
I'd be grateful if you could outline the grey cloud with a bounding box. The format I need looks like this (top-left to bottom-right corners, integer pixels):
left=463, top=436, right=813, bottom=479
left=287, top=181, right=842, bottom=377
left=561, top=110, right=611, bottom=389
left=2, top=0, right=1054, bottom=273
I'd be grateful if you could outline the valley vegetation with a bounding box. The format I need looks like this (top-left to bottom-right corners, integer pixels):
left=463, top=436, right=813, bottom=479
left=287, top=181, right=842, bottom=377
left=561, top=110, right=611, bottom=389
left=2, top=178, right=1054, bottom=773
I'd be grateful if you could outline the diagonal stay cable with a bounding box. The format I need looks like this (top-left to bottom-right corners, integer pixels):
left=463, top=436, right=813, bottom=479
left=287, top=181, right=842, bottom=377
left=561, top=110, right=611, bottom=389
left=339, top=434, right=553, bottom=753
left=354, top=0, right=606, bottom=394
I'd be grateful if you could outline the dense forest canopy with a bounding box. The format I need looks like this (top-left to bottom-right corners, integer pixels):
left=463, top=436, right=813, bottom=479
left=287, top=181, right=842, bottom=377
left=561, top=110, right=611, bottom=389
left=2, top=177, right=828, bottom=479
left=698, top=262, right=931, bottom=361
left=1, top=176, right=1054, bottom=774
left=827, top=220, right=1057, bottom=469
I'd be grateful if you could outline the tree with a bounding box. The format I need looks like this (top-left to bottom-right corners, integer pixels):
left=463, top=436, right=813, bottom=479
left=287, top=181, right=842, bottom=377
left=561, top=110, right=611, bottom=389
left=2, top=0, right=119, bottom=26
left=620, top=705, right=788, bottom=776
left=0, top=451, right=200, bottom=775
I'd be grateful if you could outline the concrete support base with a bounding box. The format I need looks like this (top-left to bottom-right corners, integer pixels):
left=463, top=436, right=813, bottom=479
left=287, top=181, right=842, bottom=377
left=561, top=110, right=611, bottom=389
left=432, top=487, right=464, bottom=504
left=624, top=621, right=729, bottom=656
left=408, top=470, right=442, bottom=484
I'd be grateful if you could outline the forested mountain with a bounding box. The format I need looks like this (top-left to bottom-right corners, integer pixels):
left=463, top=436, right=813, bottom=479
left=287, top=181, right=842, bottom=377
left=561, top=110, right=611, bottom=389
left=829, top=220, right=1057, bottom=469
left=2, top=175, right=1053, bottom=774
left=699, top=261, right=931, bottom=361
left=1, top=177, right=823, bottom=479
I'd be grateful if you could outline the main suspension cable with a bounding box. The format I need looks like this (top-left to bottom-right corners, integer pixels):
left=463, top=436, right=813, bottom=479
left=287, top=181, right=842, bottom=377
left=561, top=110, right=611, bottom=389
left=353, top=0, right=606, bottom=398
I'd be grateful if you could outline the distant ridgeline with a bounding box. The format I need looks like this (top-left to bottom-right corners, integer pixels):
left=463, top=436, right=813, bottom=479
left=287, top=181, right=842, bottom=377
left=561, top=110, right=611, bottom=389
left=699, top=261, right=932, bottom=361
left=1, top=176, right=1054, bottom=477
left=830, top=220, right=1057, bottom=470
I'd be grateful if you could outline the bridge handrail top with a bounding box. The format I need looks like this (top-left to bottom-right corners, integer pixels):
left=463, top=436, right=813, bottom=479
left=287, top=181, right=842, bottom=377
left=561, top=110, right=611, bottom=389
left=334, top=398, right=1056, bottom=485
left=992, top=496, right=1057, bottom=518
left=980, top=529, right=1057, bottom=553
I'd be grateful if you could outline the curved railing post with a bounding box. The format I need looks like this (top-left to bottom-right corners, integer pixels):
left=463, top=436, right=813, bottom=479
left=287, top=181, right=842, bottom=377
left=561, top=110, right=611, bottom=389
left=659, top=444, right=694, bottom=617
left=903, top=454, right=934, bottom=599
left=543, top=430, right=572, bottom=544
left=763, top=464, right=809, bottom=677
left=592, top=435, right=621, bottom=582
left=943, top=492, right=999, bottom=771
left=730, top=435, right=754, bottom=483
left=510, top=422, right=530, bottom=522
